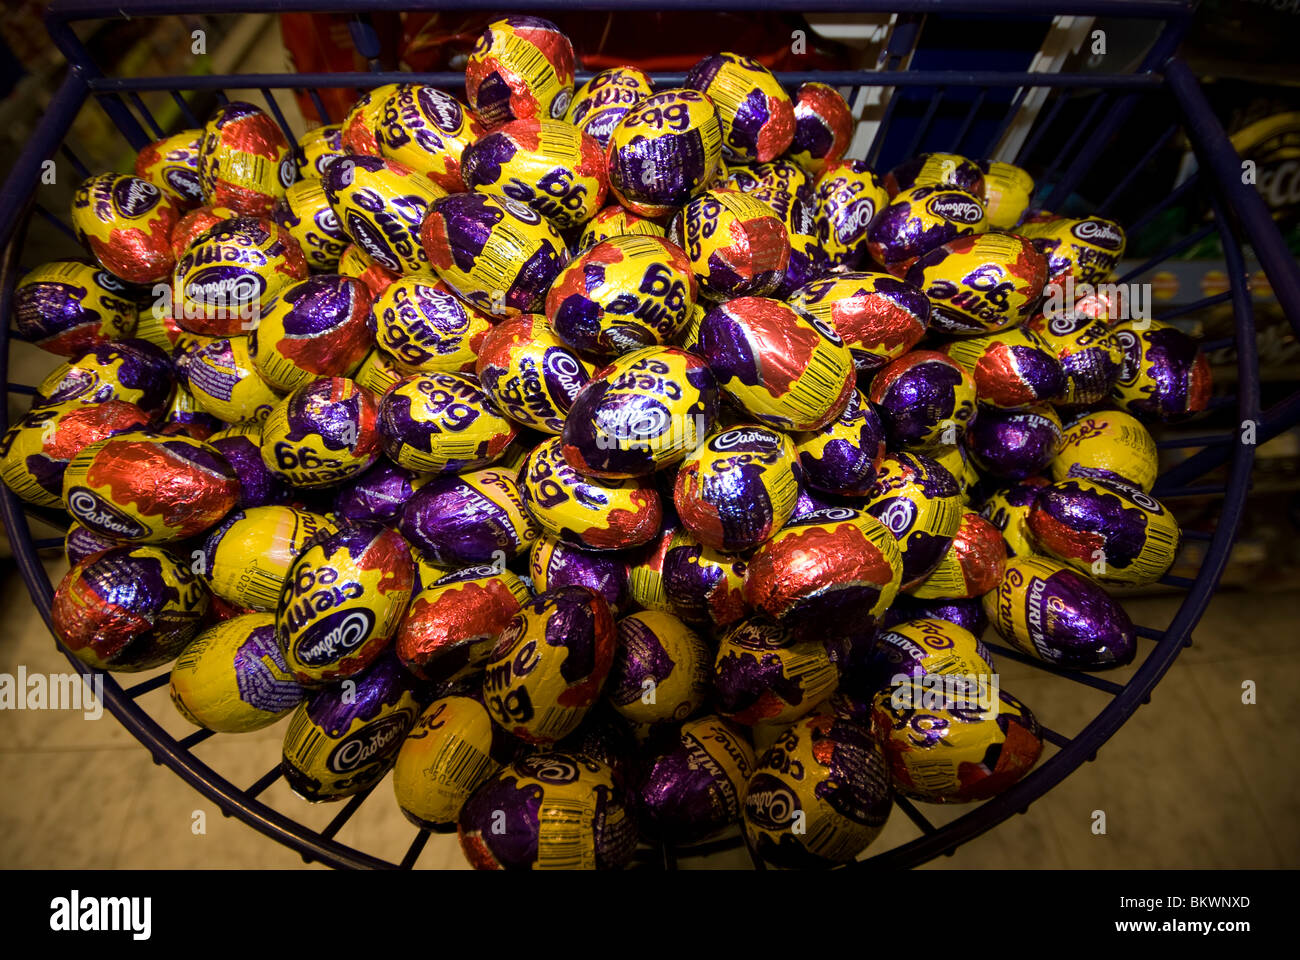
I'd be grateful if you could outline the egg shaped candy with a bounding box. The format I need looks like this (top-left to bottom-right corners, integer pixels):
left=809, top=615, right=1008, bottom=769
left=712, top=618, right=839, bottom=727
left=637, top=715, right=756, bottom=846
left=520, top=437, right=662, bottom=551
left=276, top=522, right=415, bottom=685
left=909, top=509, right=1008, bottom=600
left=977, top=160, right=1034, bottom=230
left=250, top=275, right=373, bottom=391
left=674, top=424, right=800, bottom=553
left=475, top=314, right=591, bottom=434
left=33, top=340, right=173, bottom=416
left=792, top=390, right=886, bottom=496
left=984, top=555, right=1136, bottom=669
left=170, top=613, right=306, bottom=733
left=369, top=277, right=492, bottom=377
left=684, top=52, right=794, bottom=164
left=481, top=585, right=615, bottom=744
left=671, top=188, right=790, bottom=301
left=397, top=565, right=532, bottom=683
left=859, top=617, right=994, bottom=697
left=787, top=271, right=929, bottom=375
left=1020, top=216, right=1126, bottom=287
left=401, top=467, right=538, bottom=566
left=420, top=192, right=569, bottom=317
left=863, top=452, right=964, bottom=590
left=198, top=505, right=335, bottom=610
left=1023, top=310, right=1124, bottom=407
left=605, top=610, right=710, bottom=725
left=906, top=232, right=1048, bottom=336
left=462, top=118, right=608, bottom=230
left=323, top=155, right=446, bottom=275
left=281, top=653, right=423, bottom=802
left=187, top=336, right=279, bottom=423
left=788, top=82, right=853, bottom=174
left=332, top=461, right=426, bottom=525
left=530, top=536, right=629, bottom=616
left=1, top=401, right=152, bottom=509
left=377, top=372, right=516, bottom=474
left=941, top=326, right=1066, bottom=409
left=884, top=153, right=984, bottom=197
left=297, top=124, right=345, bottom=179
left=561, top=347, right=718, bottom=478
left=577, top=205, right=665, bottom=252
left=394, top=695, right=510, bottom=831
left=61, top=431, right=238, bottom=542
left=744, top=507, right=903, bottom=643
left=342, top=84, right=404, bottom=156
left=1028, top=478, right=1179, bottom=586
left=1111, top=320, right=1212, bottom=421
left=13, top=261, right=137, bottom=356
left=135, top=129, right=204, bottom=208
left=697, top=297, right=855, bottom=432
left=965, top=403, right=1063, bottom=480
left=866, top=185, right=987, bottom=277
left=376, top=84, right=484, bottom=194
left=171, top=215, right=308, bottom=337
left=547, top=235, right=698, bottom=358
left=261, top=377, right=382, bottom=488
left=465, top=16, right=576, bottom=129
left=197, top=101, right=295, bottom=216
left=979, top=476, right=1050, bottom=559
left=744, top=712, right=892, bottom=867
left=458, top=751, right=636, bottom=870
left=871, top=682, right=1042, bottom=802
left=567, top=66, right=655, bottom=148
left=338, top=242, right=400, bottom=297
left=52, top=544, right=210, bottom=671
left=813, top=160, right=890, bottom=269
left=1052, top=409, right=1158, bottom=492
left=869, top=351, right=978, bottom=450
left=71, top=174, right=180, bottom=284
left=606, top=88, right=723, bottom=218
left=271, top=179, right=349, bottom=270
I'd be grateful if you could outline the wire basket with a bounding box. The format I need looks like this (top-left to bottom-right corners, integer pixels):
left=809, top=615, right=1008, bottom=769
left=2, top=0, right=1297, bottom=870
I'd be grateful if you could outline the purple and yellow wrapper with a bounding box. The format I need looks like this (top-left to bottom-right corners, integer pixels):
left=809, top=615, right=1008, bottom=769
left=198, top=505, right=334, bottom=611
left=170, top=612, right=306, bottom=732
left=197, top=101, right=295, bottom=217
left=561, top=346, right=718, bottom=478
left=271, top=179, right=349, bottom=270
left=908, top=509, right=1007, bottom=599
left=638, top=715, right=755, bottom=845
left=61, top=430, right=238, bottom=542
left=475, top=313, right=591, bottom=434
left=869, top=350, right=977, bottom=450
left=786, top=271, right=929, bottom=374
left=605, top=610, right=710, bottom=724
left=711, top=617, right=838, bottom=727
left=863, top=451, right=964, bottom=590
left=323, top=154, right=446, bottom=275
left=260, top=377, right=382, bottom=488
left=377, top=372, right=517, bottom=474
left=1020, top=216, right=1126, bottom=287
left=567, top=66, right=654, bottom=149
left=744, top=712, right=892, bottom=866
left=394, top=695, right=507, bottom=830
left=71, top=174, right=180, bottom=285
left=52, top=544, right=210, bottom=672
left=251, top=275, right=372, bottom=391
left=984, top=555, right=1137, bottom=670
left=481, top=585, right=615, bottom=744
left=464, top=16, right=576, bottom=130
left=673, top=424, right=800, bottom=553
left=606, top=88, right=722, bottom=218
left=135, top=129, right=204, bottom=208
left=370, top=276, right=492, bottom=376
left=397, top=564, right=532, bottom=683
left=187, top=336, right=278, bottom=423
left=965, top=403, right=1063, bottom=480
left=376, top=84, right=484, bottom=194
left=661, top=528, right=747, bottom=629
left=276, top=522, right=414, bottom=684
left=979, top=476, right=1050, bottom=559
left=671, top=188, right=789, bottom=301
left=1053, top=409, right=1158, bottom=492
left=399, top=466, right=539, bottom=566
left=577, top=205, right=665, bottom=252
left=684, top=52, right=793, bottom=164
left=520, top=436, right=662, bottom=550
left=13, top=261, right=137, bottom=356
left=1111, top=319, right=1212, bottom=421
left=792, top=389, right=886, bottom=497
left=1023, top=310, right=1124, bottom=407
left=866, top=185, right=986, bottom=276
left=530, top=536, right=629, bottom=615
left=941, top=326, right=1065, bottom=409
left=905, top=232, right=1048, bottom=335
left=814, top=160, right=890, bottom=269
left=788, top=82, right=853, bottom=175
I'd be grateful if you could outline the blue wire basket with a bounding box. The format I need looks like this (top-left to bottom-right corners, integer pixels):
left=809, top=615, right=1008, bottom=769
left=2, top=0, right=1298, bottom=870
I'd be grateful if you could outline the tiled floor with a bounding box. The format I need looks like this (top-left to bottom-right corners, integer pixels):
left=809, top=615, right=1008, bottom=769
left=0, top=548, right=1294, bottom=869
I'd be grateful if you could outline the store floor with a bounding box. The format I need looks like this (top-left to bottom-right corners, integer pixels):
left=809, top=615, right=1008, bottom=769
left=0, top=549, right=1295, bottom=870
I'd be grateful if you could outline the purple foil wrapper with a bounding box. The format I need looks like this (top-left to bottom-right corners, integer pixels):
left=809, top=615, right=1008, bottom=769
left=332, top=460, right=423, bottom=525
left=35, top=338, right=175, bottom=415
left=965, top=406, right=1062, bottom=480
left=532, top=538, right=630, bottom=614
left=399, top=471, right=534, bottom=566
left=882, top=594, right=989, bottom=638
left=794, top=390, right=886, bottom=496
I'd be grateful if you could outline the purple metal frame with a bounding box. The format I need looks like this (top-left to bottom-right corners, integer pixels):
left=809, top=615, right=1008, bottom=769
left=1, top=0, right=1297, bottom=871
